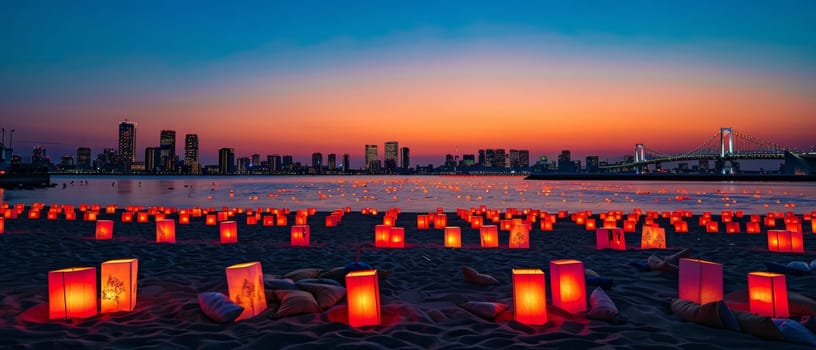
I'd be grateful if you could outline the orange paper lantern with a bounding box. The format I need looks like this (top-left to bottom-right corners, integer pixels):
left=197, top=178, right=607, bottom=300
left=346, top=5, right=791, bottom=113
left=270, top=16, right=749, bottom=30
left=509, top=224, right=530, bottom=249
left=346, top=269, right=381, bottom=327
left=95, top=220, right=114, bottom=240
left=217, top=212, right=229, bottom=222
left=434, top=214, right=447, bottom=229
left=225, top=262, right=267, bottom=321
left=178, top=214, right=190, bottom=225
left=444, top=227, right=461, bottom=248
left=512, top=268, right=547, bottom=325
left=49, top=267, right=97, bottom=320
left=674, top=221, right=689, bottom=233
left=479, top=225, right=499, bottom=248
left=549, top=259, right=586, bottom=313
left=746, top=222, right=760, bottom=234
left=121, top=212, right=133, bottom=223
left=83, top=211, right=97, bottom=221
left=28, top=210, right=40, bottom=220
left=0, top=217, right=4, bottom=234
left=679, top=258, right=722, bottom=304
left=262, top=215, right=274, bottom=226
left=64, top=210, right=76, bottom=221
left=276, top=215, right=288, bottom=226
left=155, top=219, right=176, bottom=243
left=748, top=272, right=788, bottom=318
left=374, top=225, right=391, bottom=248
left=585, top=219, right=597, bottom=231
left=470, top=216, right=483, bottom=229
left=641, top=225, right=666, bottom=249
left=206, top=214, right=217, bottom=226
left=595, top=228, right=626, bottom=250
left=290, top=225, right=310, bottom=247
left=389, top=227, right=405, bottom=248
left=100, top=258, right=138, bottom=313
left=602, top=218, right=617, bottom=229
left=416, top=215, right=429, bottom=230
left=767, top=230, right=803, bottom=253
left=137, top=212, right=149, bottom=223
left=623, top=220, right=636, bottom=233
left=540, top=220, right=553, bottom=231
left=705, top=221, right=719, bottom=233
left=725, top=222, right=740, bottom=234
left=382, top=215, right=395, bottom=227
left=220, top=221, right=238, bottom=244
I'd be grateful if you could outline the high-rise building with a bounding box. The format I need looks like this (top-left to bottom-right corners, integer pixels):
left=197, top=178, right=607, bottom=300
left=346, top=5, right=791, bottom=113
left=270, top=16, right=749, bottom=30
left=558, top=150, right=575, bottom=173
left=267, top=154, right=282, bottom=174
left=31, top=145, right=49, bottom=167
left=365, top=144, right=378, bottom=173
left=586, top=156, right=600, bottom=173
left=312, top=152, right=323, bottom=168
left=184, top=134, right=200, bottom=174
left=462, top=154, right=475, bottom=167
left=400, top=147, right=410, bottom=170
left=328, top=153, right=337, bottom=171
left=343, top=153, right=350, bottom=173
left=282, top=155, right=293, bottom=171
left=484, top=149, right=495, bottom=167
left=118, top=120, right=136, bottom=172
left=509, top=149, right=520, bottom=169
left=76, top=147, right=91, bottom=171
left=384, top=141, right=398, bottom=172
left=495, top=149, right=507, bottom=168
left=251, top=154, right=261, bottom=169
left=519, top=150, right=530, bottom=169
left=159, top=130, right=176, bottom=173
left=145, top=147, right=160, bottom=173
left=218, top=148, right=235, bottom=175
left=236, top=157, right=250, bottom=175
left=478, top=150, right=485, bottom=167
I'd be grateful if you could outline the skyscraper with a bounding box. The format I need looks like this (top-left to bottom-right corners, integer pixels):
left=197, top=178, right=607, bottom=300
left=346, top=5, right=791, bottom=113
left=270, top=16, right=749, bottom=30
left=76, top=147, right=91, bottom=171
left=145, top=147, right=160, bottom=173
left=400, top=147, right=410, bottom=170
left=184, top=134, right=200, bottom=174
left=118, top=120, right=136, bottom=172
left=159, top=130, right=176, bottom=173
left=365, top=144, right=378, bottom=173
left=328, top=153, right=337, bottom=171
left=384, top=141, right=398, bottom=172
left=267, top=154, right=282, bottom=174
left=218, top=148, right=235, bottom=175
left=519, top=150, right=530, bottom=169
left=312, top=152, right=323, bottom=174
left=343, top=153, right=350, bottom=173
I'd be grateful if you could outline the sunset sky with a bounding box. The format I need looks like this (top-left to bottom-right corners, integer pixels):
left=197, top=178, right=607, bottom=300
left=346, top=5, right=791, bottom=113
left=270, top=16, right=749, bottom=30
left=2, top=1, right=815, bottom=167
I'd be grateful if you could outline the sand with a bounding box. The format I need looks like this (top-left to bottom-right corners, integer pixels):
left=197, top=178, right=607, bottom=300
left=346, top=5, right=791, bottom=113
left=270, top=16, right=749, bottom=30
left=0, top=207, right=814, bottom=349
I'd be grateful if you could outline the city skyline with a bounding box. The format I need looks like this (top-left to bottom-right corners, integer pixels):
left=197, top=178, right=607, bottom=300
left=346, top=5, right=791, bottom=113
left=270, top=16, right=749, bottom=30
left=2, top=2, right=815, bottom=166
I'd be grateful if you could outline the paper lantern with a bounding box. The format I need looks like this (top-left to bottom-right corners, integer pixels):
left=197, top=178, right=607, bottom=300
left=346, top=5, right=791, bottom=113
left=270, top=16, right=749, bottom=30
left=679, top=258, right=722, bottom=304
left=290, top=225, right=310, bottom=247
left=622, top=220, right=636, bottom=233
left=325, top=214, right=337, bottom=227
left=549, top=259, right=586, bottom=313
left=48, top=267, right=97, bottom=320
left=512, top=268, right=547, bottom=325
left=106, top=205, right=117, bottom=214
left=95, top=220, right=114, bottom=240
left=500, top=220, right=513, bottom=231
left=295, top=214, right=308, bottom=226
left=748, top=272, right=788, bottom=318
left=346, top=269, right=381, bottom=327
left=602, top=218, right=617, bottom=229
left=725, top=222, right=740, bottom=234
left=28, top=210, right=40, bottom=219
left=674, top=221, right=689, bottom=233
left=0, top=217, right=4, bottom=234
left=509, top=224, right=530, bottom=249
left=540, top=219, right=553, bottom=231
left=178, top=214, right=190, bottom=225
left=785, top=221, right=802, bottom=233
left=100, top=258, right=138, bottom=313
left=434, top=214, right=447, bottom=229
left=416, top=215, right=429, bottom=230
left=155, top=219, right=176, bottom=243
left=767, top=230, right=803, bottom=253
left=121, top=212, right=133, bottom=223
left=744, top=221, right=760, bottom=234
left=641, top=225, right=666, bottom=249
left=470, top=216, right=483, bottom=229
left=225, top=262, right=267, bottom=321
left=595, top=228, right=626, bottom=250
left=47, top=211, right=57, bottom=220
left=389, top=227, right=405, bottom=248
left=374, top=225, right=391, bottom=248
left=83, top=212, right=97, bottom=221
left=382, top=215, right=395, bottom=227
left=444, top=227, right=461, bottom=248
left=480, top=225, right=499, bottom=248
left=260, top=215, right=273, bottom=226
left=276, top=215, right=288, bottom=226
left=137, top=212, right=149, bottom=223
left=706, top=221, right=719, bottom=233
left=217, top=212, right=229, bottom=222
left=764, top=216, right=776, bottom=228
left=64, top=210, right=76, bottom=221
left=585, top=219, right=597, bottom=231
left=220, top=221, right=238, bottom=244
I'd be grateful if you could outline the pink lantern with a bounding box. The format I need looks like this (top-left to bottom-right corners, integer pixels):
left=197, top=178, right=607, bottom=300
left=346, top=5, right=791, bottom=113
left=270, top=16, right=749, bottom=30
left=679, top=258, right=722, bottom=304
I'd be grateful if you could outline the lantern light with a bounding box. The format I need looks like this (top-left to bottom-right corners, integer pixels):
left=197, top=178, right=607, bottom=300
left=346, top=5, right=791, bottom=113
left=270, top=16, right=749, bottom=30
left=479, top=225, right=499, bottom=248
left=512, top=268, right=547, bottom=325
left=100, top=258, right=138, bottom=313
left=291, top=225, right=310, bottom=247
left=679, top=258, right=722, bottom=305
left=444, top=227, right=461, bottom=248
left=748, top=272, right=788, bottom=318
left=225, top=262, right=267, bottom=321
left=641, top=225, right=666, bottom=249
left=767, top=230, right=803, bottom=253
left=595, top=228, right=626, bottom=250
left=549, top=259, right=586, bottom=313
left=95, top=220, right=114, bottom=240
left=346, top=270, right=381, bottom=327
left=49, top=267, right=97, bottom=320
left=220, top=221, right=238, bottom=244
left=509, top=223, right=530, bottom=249
left=155, top=219, right=176, bottom=243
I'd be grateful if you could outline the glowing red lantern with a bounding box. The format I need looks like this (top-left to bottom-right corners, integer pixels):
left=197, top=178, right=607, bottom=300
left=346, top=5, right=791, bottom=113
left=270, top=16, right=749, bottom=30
left=434, top=214, right=447, bottom=229
left=155, top=219, right=176, bottom=243
left=389, top=227, right=405, bottom=248
left=622, top=220, right=636, bottom=233
left=705, top=221, right=719, bottom=233
left=595, top=228, right=626, bottom=250
left=785, top=220, right=802, bottom=233
left=764, top=216, right=776, bottom=228
left=417, top=215, right=429, bottom=230
left=28, top=210, right=40, bottom=220
left=500, top=220, right=513, bottom=231
left=679, top=258, right=722, bottom=304
left=137, top=212, right=149, bottom=223
left=767, top=230, right=803, bottom=253
left=105, top=205, right=117, bottom=214
left=325, top=214, right=337, bottom=227
left=276, top=215, right=288, bottom=226
left=295, top=214, right=308, bottom=226
left=0, top=217, right=4, bottom=234
left=641, top=225, right=666, bottom=249
left=603, top=218, right=617, bottom=229
left=290, top=225, right=310, bottom=247
left=220, top=221, right=238, bottom=244
left=480, top=225, right=499, bottom=248
left=725, top=222, right=740, bottom=234
left=512, top=268, right=547, bottom=325
left=748, top=272, right=788, bottom=318
left=100, top=258, right=138, bottom=313
left=261, top=215, right=274, bottom=226
left=746, top=222, right=760, bottom=234
left=540, top=220, right=553, bottom=231
left=444, top=227, right=461, bottom=248
left=83, top=211, right=97, bottom=221
left=346, top=269, right=381, bottom=327
left=95, top=220, right=114, bottom=240
left=121, top=212, right=133, bottom=223
left=374, top=225, right=391, bottom=248
left=585, top=219, right=597, bottom=231
left=470, top=216, right=483, bottom=229
left=225, top=262, right=267, bottom=321
left=674, top=221, right=689, bottom=233
left=509, top=224, right=530, bottom=249
left=549, top=259, right=586, bottom=313
left=47, top=211, right=57, bottom=220
left=64, top=210, right=76, bottom=221
left=49, top=267, right=97, bottom=320
left=217, top=212, right=228, bottom=222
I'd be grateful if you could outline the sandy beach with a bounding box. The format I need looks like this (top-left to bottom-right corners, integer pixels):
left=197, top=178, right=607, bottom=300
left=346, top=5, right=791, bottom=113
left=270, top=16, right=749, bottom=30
left=0, top=207, right=814, bottom=349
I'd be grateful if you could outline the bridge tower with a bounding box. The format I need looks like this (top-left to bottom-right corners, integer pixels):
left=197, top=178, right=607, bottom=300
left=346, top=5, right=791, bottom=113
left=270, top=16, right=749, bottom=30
left=634, top=144, right=646, bottom=174
left=719, top=128, right=734, bottom=175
